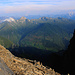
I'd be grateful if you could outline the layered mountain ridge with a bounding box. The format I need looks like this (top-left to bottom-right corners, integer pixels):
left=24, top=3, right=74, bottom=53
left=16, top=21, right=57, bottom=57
left=0, top=16, right=75, bottom=51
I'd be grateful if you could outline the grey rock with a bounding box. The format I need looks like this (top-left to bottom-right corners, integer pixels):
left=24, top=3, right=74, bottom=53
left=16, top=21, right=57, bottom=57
left=0, top=58, right=15, bottom=75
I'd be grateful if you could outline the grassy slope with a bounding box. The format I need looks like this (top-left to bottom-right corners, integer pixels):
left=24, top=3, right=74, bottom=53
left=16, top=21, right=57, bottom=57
left=20, top=23, right=71, bottom=51
left=0, top=36, right=14, bottom=48
left=0, top=17, right=74, bottom=51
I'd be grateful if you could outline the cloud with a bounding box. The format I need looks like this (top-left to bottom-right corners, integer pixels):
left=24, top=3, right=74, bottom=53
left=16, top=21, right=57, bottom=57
left=0, top=0, right=75, bottom=15
left=0, top=0, right=60, bottom=6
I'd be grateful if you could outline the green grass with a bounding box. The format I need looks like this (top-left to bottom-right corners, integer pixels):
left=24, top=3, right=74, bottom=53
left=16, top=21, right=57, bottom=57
left=0, top=36, right=14, bottom=48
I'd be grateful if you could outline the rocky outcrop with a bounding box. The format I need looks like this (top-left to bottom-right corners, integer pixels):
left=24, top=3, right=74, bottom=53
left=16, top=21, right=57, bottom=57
left=0, top=45, right=60, bottom=75
left=19, top=17, right=27, bottom=23
left=0, top=58, right=14, bottom=75
left=20, top=17, right=26, bottom=20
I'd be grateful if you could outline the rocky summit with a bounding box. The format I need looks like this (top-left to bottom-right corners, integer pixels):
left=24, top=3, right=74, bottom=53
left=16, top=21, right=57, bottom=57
left=0, top=45, right=60, bottom=75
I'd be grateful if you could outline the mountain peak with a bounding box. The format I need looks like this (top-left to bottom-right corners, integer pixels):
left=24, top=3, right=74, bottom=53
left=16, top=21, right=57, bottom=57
left=18, top=16, right=27, bottom=23
left=39, top=17, right=49, bottom=20
left=20, top=17, right=26, bottom=20
left=4, top=17, right=15, bottom=22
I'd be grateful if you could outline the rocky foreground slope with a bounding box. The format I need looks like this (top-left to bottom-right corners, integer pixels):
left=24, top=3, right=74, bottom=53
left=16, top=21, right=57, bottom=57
left=0, top=45, right=61, bottom=75
left=0, top=58, right=14, bottom=75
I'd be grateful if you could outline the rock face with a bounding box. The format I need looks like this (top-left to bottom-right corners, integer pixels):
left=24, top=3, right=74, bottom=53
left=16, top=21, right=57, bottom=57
left=0, top=45, right=60, bottom=75
left=19, top=17, right=27, bottom=23
left=20, top=17, right=26, bottom=20
left=63, top=29, right=75, bottom=74
left=0, top=58, right=14, bottom=75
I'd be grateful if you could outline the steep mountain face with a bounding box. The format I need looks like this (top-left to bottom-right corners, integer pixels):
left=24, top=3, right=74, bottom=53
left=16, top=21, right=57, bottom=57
left=0, top=17, right=75, bottom=51
left=63, top=29, right=75, bottom=74
left=0, top=45, right=60, bottom=75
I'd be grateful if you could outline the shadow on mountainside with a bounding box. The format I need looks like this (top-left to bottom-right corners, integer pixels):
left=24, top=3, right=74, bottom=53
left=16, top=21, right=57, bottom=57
left=8, top=46, right=65, bottom=74
left=8, top=30, right=75, bottom=75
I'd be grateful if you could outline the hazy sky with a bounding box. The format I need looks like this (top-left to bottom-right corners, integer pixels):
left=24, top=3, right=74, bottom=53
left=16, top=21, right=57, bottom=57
left=0, top=0, right=75, bottom=16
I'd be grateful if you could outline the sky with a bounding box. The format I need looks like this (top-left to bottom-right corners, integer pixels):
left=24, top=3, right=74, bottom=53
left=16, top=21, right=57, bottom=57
left=0, top=0, right=75, bottom=16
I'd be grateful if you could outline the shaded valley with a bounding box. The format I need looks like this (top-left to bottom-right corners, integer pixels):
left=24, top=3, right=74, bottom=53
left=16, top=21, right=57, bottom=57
left=9, top=29, right=75, bottom=74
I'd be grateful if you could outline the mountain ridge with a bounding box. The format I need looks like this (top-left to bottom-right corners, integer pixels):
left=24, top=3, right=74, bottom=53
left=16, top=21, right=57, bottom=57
left=0, top=16, right=74, bottom=51
left=3, top=17, right=15, bottom=22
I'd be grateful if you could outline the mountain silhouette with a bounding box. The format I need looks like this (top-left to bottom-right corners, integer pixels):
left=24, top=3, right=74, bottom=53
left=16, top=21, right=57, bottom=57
left=63, top=29, right=75, bottom=74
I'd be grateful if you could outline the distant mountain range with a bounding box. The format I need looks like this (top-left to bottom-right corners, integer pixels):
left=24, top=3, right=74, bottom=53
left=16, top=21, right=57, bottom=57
left=0, top=16, right=75, bottom=52
left=0, top=12, right=75, bottom=23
